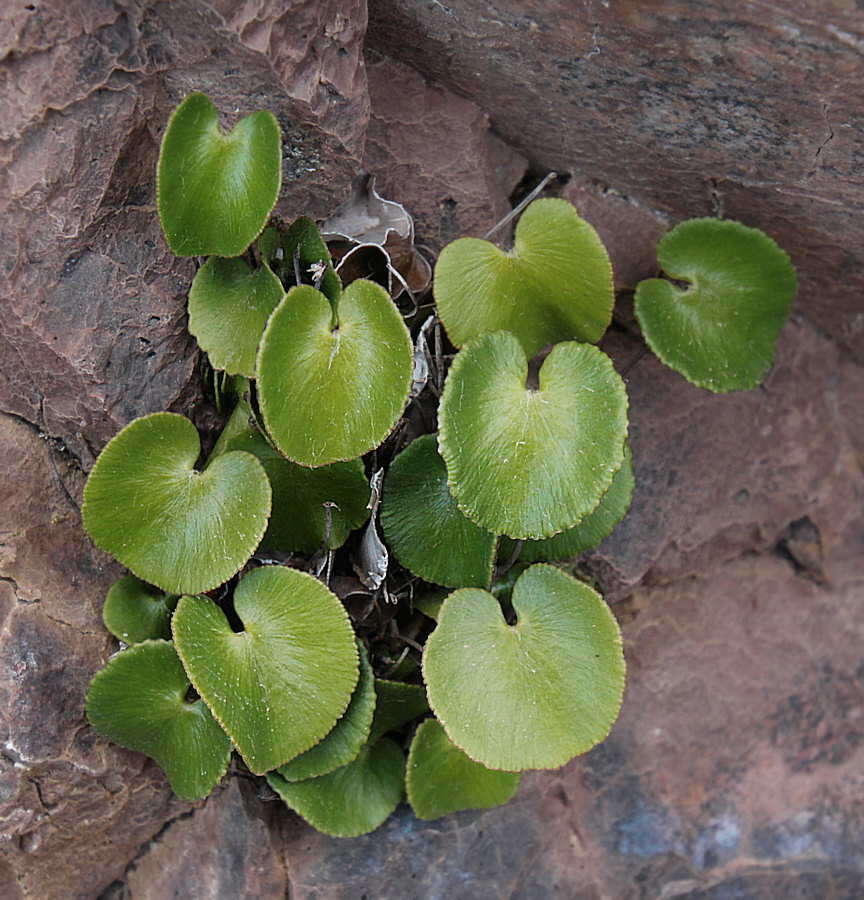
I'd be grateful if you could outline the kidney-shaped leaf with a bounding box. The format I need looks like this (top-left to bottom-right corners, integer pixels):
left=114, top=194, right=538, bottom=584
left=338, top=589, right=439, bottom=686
left=157, top=92, right=281, bottom=257
left=276, top=643, right=376, bottom=782
left=212, top=396, right=370, bottom=552
left=439, top=332, right=628, bottom=540
left=258, top=280, right=413, bottom=466
left=102, top=574, right=177, bottom=644
left=434, top=198, right=613, bottom=357
left=423, top=564, right=625, bottom=771
left=188, top=257, right=284, bottom=377
left=83, top=413, right=271, bottom=596
left=519, top=444, right=635, bottom=563
left=86, top=640, right=231, bottom=801
left=407, top=718, right=521, bottom=820
left=172, top=566, right=358, bottom=774
left=381, top=434, right=497, bottom=588
left=634, top=218, right=797, bottom=392
left=267, top=738, right=405, bottom=838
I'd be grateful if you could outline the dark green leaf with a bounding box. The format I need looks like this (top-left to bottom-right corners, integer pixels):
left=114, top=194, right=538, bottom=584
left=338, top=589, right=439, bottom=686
left=369, top=679, right=429, bottom=743
left=381, top=434, right=497, bottom=588
left=211, top=396, right=370, bottom=552
left=267, top=738, right=405, bottom=838
left=86, top=640, right=231, bottom=801
left=407, top=718, right=520, bottom=820
left=102, top=574, right=177, bottom=644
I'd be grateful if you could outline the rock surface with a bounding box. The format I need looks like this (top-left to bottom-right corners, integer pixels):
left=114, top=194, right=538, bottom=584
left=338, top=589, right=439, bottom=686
left=1, top=1, right=862, bottom=898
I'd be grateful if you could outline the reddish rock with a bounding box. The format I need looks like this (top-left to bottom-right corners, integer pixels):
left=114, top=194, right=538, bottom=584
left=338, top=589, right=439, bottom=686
left=592, top=316, right=862, bottom=596
left=0, top=416, right=187, bottom=900
left=209, top=0, right=370, bottom=158
left=124, top=780, right=286, bottom=899
left=362, top=54, right=527, bottom=251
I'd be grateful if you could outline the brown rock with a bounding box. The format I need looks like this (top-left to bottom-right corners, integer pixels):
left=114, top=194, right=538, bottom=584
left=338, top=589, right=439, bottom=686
left=592, top=316, right=862, bottom=595
left=362, top=53, right=528, bottom=251
left=210, top=0, right=370, bottom=158
left=123, top=780, right=286, bottom=899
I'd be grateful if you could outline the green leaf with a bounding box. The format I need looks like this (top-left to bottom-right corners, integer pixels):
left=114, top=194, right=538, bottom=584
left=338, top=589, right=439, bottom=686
left=172, top=566, right=359, bottom=774
left=369, top=679, right=429, bottom=743
left=276, top=643, right=376, bottom=782
left=282, top=217, right=342, bottom=302
left=423, top=564, right=625, bottom=771
left=519, top=445, right=635, bottom=563
left=406, top=718, right=520, bottom=820
left=188, top=257, right=284, bottom=377
left=381, top=434, right=497, bottom=588
left=257, top=280, right=413, bottom=467
left=83, top=413, right=271, bottom=595
left=434, top=198, right=613, bottom=357
left=86, top=640, right=231, bottom=801
left=256, top=225, right=280, bottom=264
left=414, top=590, right=447, bottom=622
left=439, top=332, right=628, bottom=540
left=102, top=574, right=177, bottom=644
left=211, top=396, right=370, bottom=552
left=634, top=218, right=797, bottom=392
left=267, top=738, right=405, bottom=838
left=157, top=92, right=281, bottom=257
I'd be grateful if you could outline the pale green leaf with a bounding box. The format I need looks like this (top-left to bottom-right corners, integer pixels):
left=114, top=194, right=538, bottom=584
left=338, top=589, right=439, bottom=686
left=439, top=332, right=628, bottom=539
left=423, top=564, right=625, bottom=770
left=277, top=643, right=375, bottom=782
left=188, top=257, right=284, bottom=377
left=172, top=566, right=358, bottom=774
left=519, top=445, right=635, bottom=562
left=257, top=280, right=412, bottom=466
left=434, top=198, right=613, bottom=357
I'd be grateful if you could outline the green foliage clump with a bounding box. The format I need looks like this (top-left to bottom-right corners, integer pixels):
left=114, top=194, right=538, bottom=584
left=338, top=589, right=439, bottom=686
left=83, top=92, right=796, bottom=835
